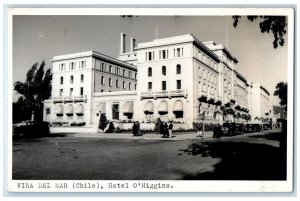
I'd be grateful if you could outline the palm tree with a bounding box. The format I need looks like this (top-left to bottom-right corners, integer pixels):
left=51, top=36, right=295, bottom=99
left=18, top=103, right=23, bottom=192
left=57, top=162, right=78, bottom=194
left=14, top=61, right=52, bottom=122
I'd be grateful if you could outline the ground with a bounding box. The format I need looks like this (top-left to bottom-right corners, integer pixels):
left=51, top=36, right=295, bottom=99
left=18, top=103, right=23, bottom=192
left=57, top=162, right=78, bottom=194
left=12, top=129, right=286, bottom=180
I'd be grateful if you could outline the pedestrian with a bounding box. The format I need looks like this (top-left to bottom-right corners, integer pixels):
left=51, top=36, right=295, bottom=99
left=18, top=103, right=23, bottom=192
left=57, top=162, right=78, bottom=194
left=168, top=121, right=173, bottom=138
left=132, top=122, right=138, bottom=136
left=162, top=122, right=169, bottom=138
left=159, top=121, right=165, bottom=136
left=136, top=121, right=141, bottom=136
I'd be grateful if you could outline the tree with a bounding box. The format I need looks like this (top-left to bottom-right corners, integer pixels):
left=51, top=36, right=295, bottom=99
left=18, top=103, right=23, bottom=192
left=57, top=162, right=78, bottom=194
left=274, top=82, right=287, bottom=111
left=98, top=113, right=108, bottom=131
left=14, top=61, right=52, bottom=122
left=232, top=16, right=287, bottom=48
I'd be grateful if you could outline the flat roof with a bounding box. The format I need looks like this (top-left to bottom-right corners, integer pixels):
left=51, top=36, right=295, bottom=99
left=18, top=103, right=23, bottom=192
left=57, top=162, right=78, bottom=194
left=51, top=51, right=137, bottom=71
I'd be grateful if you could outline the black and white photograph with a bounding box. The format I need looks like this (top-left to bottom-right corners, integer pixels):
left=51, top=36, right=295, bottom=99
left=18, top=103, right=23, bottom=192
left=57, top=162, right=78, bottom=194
left=6, top=7, right=294, bottom=192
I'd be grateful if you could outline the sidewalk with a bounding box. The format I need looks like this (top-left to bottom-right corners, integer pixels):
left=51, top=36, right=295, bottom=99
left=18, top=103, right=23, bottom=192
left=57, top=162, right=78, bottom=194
left=70, top=131, right=214, bottom=140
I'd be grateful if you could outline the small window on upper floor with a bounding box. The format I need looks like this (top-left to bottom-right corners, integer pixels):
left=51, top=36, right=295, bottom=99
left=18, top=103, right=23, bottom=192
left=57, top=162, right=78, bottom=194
left=70, top=75, right=73, bottom=84
left=80, top=74, right=84, bottom=83
left=148, top=67, right=152, bottom=77
left=60, top=76, right=63, bottom=85
left=162, top=66, right=166, bottom=76
left=176, top=64, right=181, bottom=74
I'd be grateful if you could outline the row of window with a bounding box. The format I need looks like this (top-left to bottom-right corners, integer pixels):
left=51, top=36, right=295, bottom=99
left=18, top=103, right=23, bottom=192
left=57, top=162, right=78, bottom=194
left=100, top=76, right=136, bottom=90
left=148, top=80, right=181, bottom=91
left=59, top=87, right=84, bottom=97
left=148, top=64, right=181, bottom=77
left=60, top=75, right=84, bottom=85
left=197, top=50, right=218, bottom=70
left=199, top=67, right=218, bottom=85
left=58, top=60, right=86, bottom=71
left=145, top=47, right=184, bottom=61
left=95, top=60, right=137, bottom=79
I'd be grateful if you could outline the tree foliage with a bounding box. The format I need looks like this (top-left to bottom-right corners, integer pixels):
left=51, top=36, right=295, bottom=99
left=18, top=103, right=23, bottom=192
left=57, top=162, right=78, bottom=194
left=99, top=113, right=108, bottom=130
left=14, top=61, right=52, bottom=122
left=274, top=82, right=287, bottom=111
left=232, top=16, right=287, bottom=48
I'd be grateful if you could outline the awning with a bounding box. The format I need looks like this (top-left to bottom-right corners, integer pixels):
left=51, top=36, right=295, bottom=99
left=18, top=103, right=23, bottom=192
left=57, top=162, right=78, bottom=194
left=75, top=104, right=84, bottom=115
left=158, top=101, right=168, bottom=113
left=173, top=100, right=183, bottom=112
left=99, top=103, right=106, bottom=113
left=122, top=101, right=133, bottom=113
left=55, top=105, right=63, bottom=114
left=65, top=104, right=74, bottom=115
left=144, top=101, right=154, bottom=113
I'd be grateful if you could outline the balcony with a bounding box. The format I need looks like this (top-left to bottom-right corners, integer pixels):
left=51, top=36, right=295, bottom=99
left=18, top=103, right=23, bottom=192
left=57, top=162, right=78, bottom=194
left=141, top=89, right=187, bottom=100
left=53, top=95, right=87, bottom=103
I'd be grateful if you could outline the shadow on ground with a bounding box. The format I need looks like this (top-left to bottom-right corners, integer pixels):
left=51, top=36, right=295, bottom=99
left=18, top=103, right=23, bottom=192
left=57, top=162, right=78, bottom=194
left=178, top=140, right=286, bottom=180
left=248, top=132, right=283, bottom=142
left=13, top=133, right=68, bottom=140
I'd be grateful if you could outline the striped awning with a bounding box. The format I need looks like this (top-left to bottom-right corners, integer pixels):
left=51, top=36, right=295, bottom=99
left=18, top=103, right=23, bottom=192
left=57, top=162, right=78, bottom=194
left=144, top=101, right=154, bottom=113
left=75, top=104, right=84, bottom=115
left=173, top=100, right=183, bottom=112
left=65, top=104, right=74, bottom=115
left=122, top=101, right=133, bottom=113
left=55, top=105, right=63, bottom=114
left=158, top=101, right=168, bottom=113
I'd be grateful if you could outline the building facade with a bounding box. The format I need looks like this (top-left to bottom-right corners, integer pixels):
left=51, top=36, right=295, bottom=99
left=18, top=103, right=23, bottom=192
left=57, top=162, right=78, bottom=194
left=44, top=33, right=271, bottom=128
left=44, top=51, right=137, bottom=125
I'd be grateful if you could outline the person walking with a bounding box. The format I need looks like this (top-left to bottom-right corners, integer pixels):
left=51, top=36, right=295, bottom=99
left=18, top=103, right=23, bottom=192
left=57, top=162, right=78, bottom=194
left=168, top=121, right=173, bottom=138
left=159, top=121, right=165, bottom=136
left=132, top=122, right=138, bottom=136
left=162, top=122, right=169, bottom=138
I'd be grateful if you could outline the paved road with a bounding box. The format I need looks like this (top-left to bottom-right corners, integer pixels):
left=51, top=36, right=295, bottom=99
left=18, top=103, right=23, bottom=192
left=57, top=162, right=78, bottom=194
left=12, top=129, right=286, bottom=180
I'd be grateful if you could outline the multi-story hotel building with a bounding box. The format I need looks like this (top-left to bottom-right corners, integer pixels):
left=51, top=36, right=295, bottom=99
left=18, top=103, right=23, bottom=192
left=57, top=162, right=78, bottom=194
left=44, top=50, right=137, bottom=125
left=44, top=33, right=271, bottom=128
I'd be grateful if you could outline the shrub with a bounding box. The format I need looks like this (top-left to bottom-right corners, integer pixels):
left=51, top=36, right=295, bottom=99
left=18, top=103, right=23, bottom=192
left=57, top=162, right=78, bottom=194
left=99, top=114, right=108, bottom=130
left=51, top=122, right=62, bottom=126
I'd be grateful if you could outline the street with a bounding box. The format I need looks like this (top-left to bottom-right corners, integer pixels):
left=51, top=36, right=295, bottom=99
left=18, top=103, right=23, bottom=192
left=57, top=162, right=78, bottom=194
left=12, top=129, right=286, bottom=180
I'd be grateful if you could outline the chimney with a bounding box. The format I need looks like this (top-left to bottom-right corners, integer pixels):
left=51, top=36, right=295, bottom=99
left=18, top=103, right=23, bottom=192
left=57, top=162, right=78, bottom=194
left=130, top=37, right=136, bottom=52
left=120, top=33, right=126, bottom=54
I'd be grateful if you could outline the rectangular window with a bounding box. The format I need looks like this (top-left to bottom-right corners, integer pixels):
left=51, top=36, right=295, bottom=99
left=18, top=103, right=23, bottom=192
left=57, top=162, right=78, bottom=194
left=70, top=88, right=73, bottom=96
left=148, top=52, right=152, bottom=61
left=80, top=87, right=83, bottom=96
left=129, top=71, right=132, bottom=78
left=46, top=108, right=51, bottom=114
left=112, top=104, right=119, bottom=120
left=123, top=69, right=126, bottom=76
left=177, top=48, right=181, bottom=57
left=148, top=82, right=152, bottom=91
left=162, top=50, right=166, bottom=59
left=162, top=81, right=166, bottom=90
left=176, top=80, right=181, bottom=90
left=80, top=61, right=86, bottom=69
left=109, top=65, right=112, bottom=73
left=59, top=89, right=63, bottom=97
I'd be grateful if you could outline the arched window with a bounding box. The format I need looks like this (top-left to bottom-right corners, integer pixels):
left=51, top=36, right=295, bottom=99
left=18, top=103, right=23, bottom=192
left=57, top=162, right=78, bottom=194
left=101, top=76, right=105, bottom=85
left=116, top=79, right=119, bottom=88
left=148, top=67, right=152, bottom=77
left=80, top=74, right=84, bottom=83
left=162, top=66, right=166, bottom=76
left=176, top=64, right=181, bottom=74
left=60, top=76, right=63, bottom=85
left=70, top=75, right=73, bottom=84
left=109, top=78, right=112, bottom=87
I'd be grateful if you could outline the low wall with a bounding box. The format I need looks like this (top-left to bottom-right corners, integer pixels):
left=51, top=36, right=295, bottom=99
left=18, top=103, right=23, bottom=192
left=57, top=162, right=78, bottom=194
left=50, top=126, right=97, bottom=134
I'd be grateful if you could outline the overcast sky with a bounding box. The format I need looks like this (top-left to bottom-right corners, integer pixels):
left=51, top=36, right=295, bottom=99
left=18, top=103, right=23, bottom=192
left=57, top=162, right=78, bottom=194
left=12, top=15, right=288, bottom=105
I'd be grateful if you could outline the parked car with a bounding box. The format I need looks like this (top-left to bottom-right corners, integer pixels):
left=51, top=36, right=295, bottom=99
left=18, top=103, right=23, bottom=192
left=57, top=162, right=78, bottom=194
left=13, top=121, right=50, bottom=138
left=263, top=123, right=271, bottom=130
left=252, top=123, right=263, bottom=132
left=244, top=124, right=254, bottom=133
left=235, top=123, right=245, bottom=135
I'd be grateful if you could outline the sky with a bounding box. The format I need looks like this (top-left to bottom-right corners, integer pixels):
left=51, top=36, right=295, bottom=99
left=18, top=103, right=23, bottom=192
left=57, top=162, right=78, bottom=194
left=12, top=15, right=288, bottom=105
